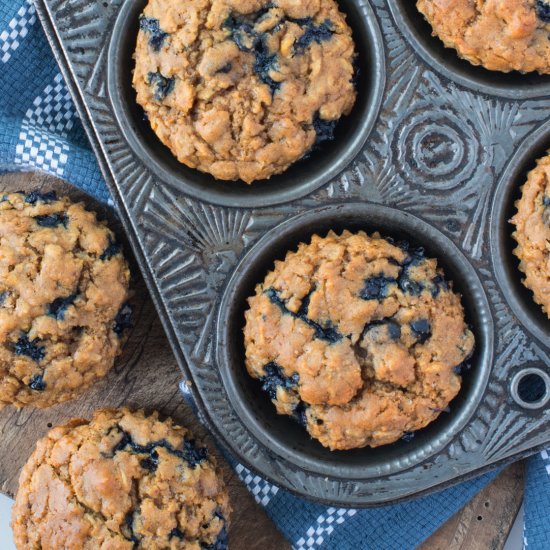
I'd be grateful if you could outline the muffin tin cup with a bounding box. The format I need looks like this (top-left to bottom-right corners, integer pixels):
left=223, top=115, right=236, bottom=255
left=491, top=119, right=550, bottom=348
left=107, top=0, right=386, bottom=208
left=387, top=0, right=550, bottom=99
left=36, top=0, right=550, bottom=506
left=216, top=202, right=493, bottom=480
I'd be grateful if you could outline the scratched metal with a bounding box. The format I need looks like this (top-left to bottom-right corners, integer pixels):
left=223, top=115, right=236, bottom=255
left=35, top=0, right=550, bottom=505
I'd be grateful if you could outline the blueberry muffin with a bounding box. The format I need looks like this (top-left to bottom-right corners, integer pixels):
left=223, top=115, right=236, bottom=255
left=417, top=0, right=550, bottom=73
left=243, top=231, right=475, bottom=450
left=133, top=0, right=356, bottom=183
left=11, top=408, right=230, bottom=550
left=511, top=152, right=550, bottom=318
left=0, top=191, right=131, bottom=408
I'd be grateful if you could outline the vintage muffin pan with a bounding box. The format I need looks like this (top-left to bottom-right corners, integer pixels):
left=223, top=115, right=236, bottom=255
left=36, top=0, right=550, bottom=505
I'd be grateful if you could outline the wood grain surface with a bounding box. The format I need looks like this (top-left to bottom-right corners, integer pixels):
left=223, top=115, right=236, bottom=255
left=0, top=172, right=522, bottom=550
left=420, top=463, right=524, bottom=550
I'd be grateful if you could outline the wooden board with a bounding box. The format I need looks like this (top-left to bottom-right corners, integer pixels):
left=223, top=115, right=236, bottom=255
left=0, top=171, right=289, bottom=549
left=0, top=172, right=523, bottom=549
left=420, top=462, right=524, bottom=550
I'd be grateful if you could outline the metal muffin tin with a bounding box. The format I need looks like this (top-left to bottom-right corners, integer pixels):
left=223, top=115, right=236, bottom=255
left=36, top=0, right=550, bottom=506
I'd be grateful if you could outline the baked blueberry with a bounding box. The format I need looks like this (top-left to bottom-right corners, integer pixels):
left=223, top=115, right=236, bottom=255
left=24, top=190, right=56, bottom=204
left=47, top=294, right=77, bottom=320
left=100, top=235, right=121, bottom=261
left=14, top=334, right=45, bottom=362
left=28, top=374, right=46, bottom=392
left=260, top=361, right=299, bottom=400
left=311, top=112, right=338, bottom=146
left=265, top=288, right=341, bottom=342
left=293, top=18, right=333, bottom=53
left=536, top=0, right=550, bottom=23
left=139, top=16, right=169, bottom=51
left=34, top=213, right=68, bottom=228
left=147, top=71, right=175, bottom=101
left=113, top=302, right=133, bottom=336
left=410, top=319, right=431, bottom=344
left=359, top=275, right=396, bottom=300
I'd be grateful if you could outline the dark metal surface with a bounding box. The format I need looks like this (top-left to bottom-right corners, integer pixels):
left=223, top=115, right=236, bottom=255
left=35, top=0, right=550, bottom=506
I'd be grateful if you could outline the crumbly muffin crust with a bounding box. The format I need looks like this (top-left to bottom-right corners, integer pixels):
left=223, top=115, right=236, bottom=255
left=11, top=408, right=230, bottom=550
left=511, top=152, right=550, bottom=317
left=244, top=231, right=475, bottom=450
left=133, top=0, right=356, bottom=183
left=417, top=0, right=550, bottom=74
left=0, top=192, right=130, bottom=408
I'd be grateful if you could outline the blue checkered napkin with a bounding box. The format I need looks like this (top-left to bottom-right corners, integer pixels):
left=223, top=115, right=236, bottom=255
left=0, top=0, right=108, bottom=202
left=0, top=1, right=543, bottom=548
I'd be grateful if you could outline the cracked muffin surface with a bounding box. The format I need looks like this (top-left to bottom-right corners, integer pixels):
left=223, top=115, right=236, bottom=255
left=0, top=192, right=130, bottom=408
left=11, top=408, right=230, bottom=550
left=417, top=0, right=550, bottom=73
left=133, top=0, right=356, bottom=183
left=243, top=230, right=475, bottom=450
left=511, top=152, right=550, bottom=318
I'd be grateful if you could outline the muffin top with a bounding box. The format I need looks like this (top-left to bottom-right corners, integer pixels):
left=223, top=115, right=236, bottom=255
left=417, top=0, right=550, bottom=74
left=511, top=152, right=550, bottom=318
left=244, top=231, right=475, bottom=450
left=0, top=192, right=130, bottom=408
left=133, top=0, right=356, bottom=183
left=11, top=408, right=230, bottom=550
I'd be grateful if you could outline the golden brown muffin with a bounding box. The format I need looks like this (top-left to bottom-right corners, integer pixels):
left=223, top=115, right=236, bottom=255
left=244, top=231, right=475, bottom=450
left=417, top=0, right=550, bottom=74
left=511, top=152, right=550, bottom=317
left=133, top=0, right=356, bottom=183
left=11, top=408, right=230, bottom=550
left=0, top=191, right=130, bottom=408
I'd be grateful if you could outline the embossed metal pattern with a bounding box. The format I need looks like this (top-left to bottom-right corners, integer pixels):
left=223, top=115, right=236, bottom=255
left=35, top=0, right=550, bottom=505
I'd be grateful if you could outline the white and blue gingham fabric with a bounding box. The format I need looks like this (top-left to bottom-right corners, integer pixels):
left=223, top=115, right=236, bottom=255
left=0, top=1, right=548, bottom=548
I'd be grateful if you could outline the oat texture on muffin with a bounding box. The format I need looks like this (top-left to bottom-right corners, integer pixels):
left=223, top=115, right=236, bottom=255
left=417, top=0, right=550, bottom=74
left=243, top=231, right=475, bottom=450
left=133, top=0, right=357, bottom=183
left=11, top=408, right=230, bottom=550
left=511, top=152, right=550, bottom=318
left=0, top=191, right=130, bottom=408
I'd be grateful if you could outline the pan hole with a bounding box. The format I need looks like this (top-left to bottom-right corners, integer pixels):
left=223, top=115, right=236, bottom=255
left=511, top=368, right=550, bottom=409
left=477, top=516, right=482, bottom=521
left=47, top=422, right=52, bottom=428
